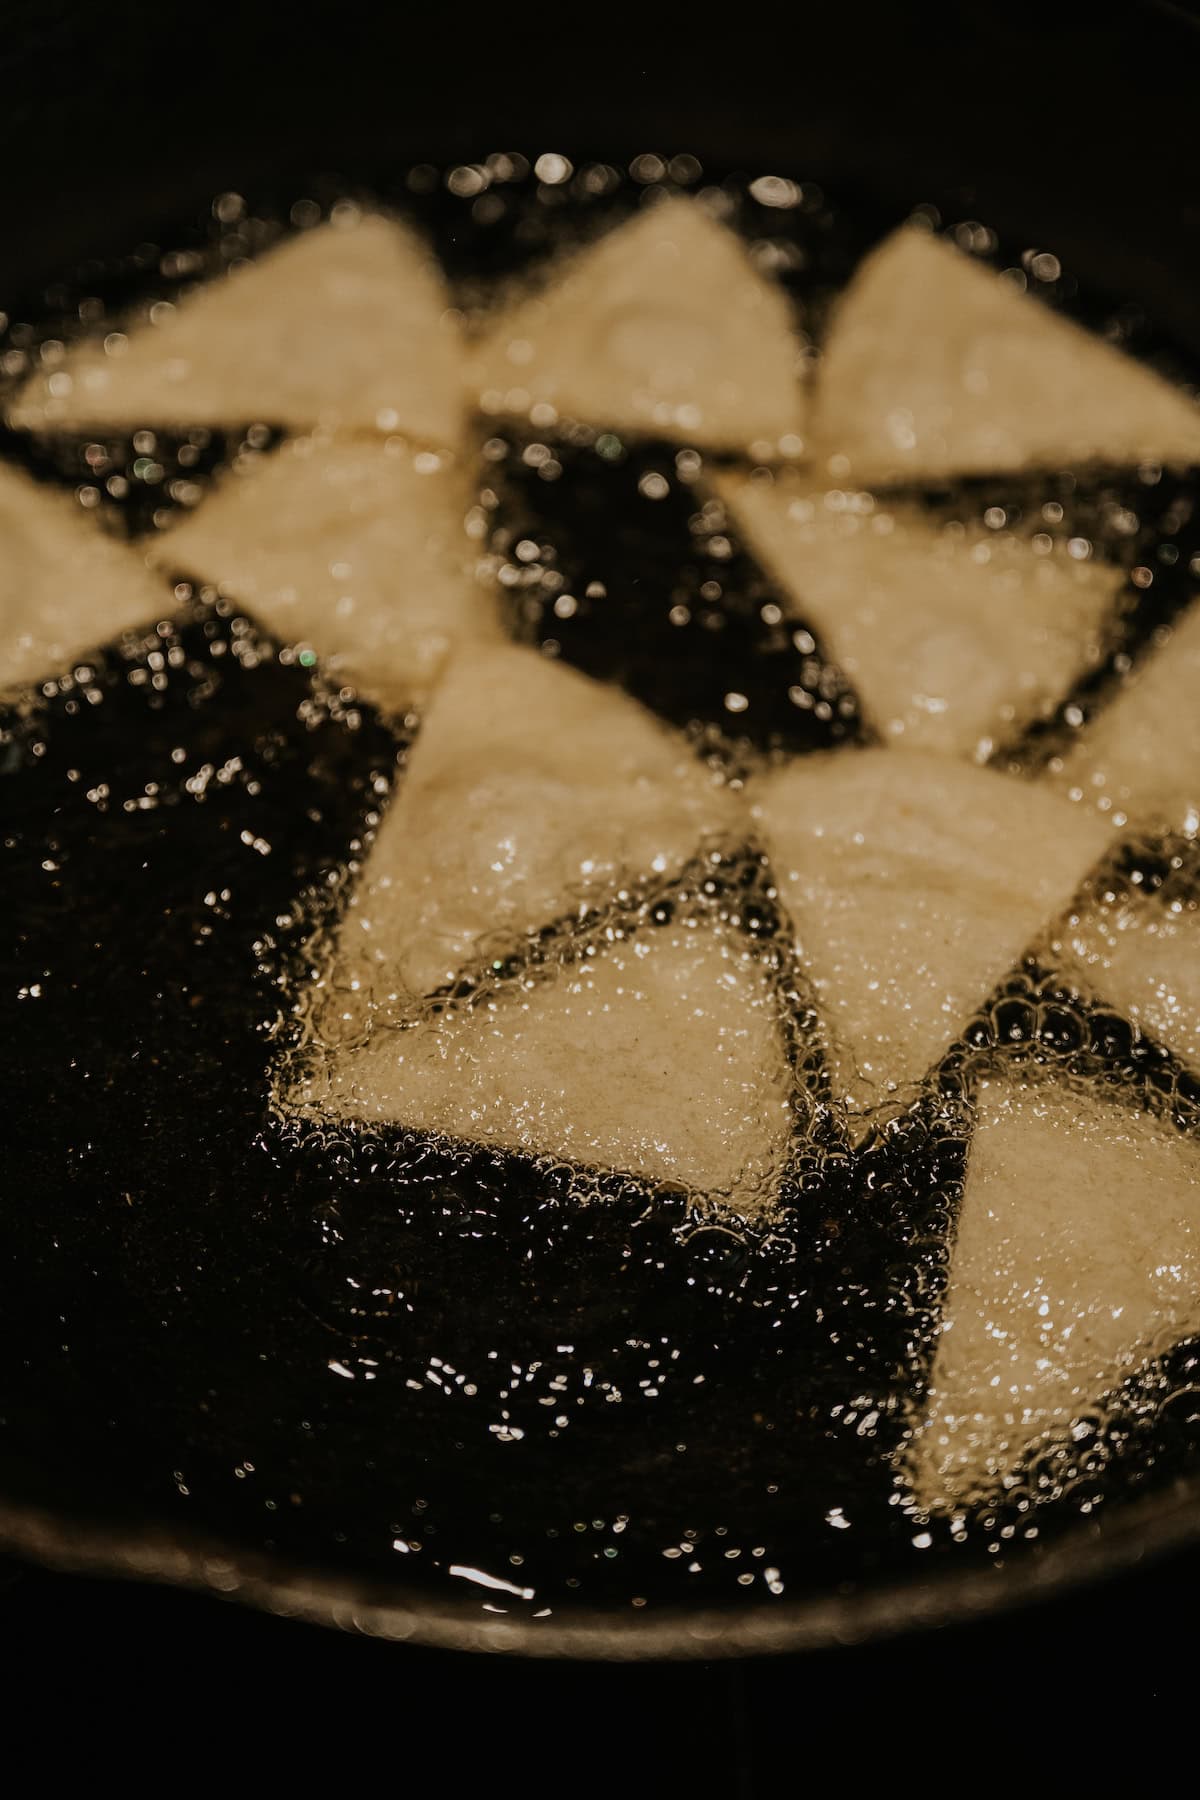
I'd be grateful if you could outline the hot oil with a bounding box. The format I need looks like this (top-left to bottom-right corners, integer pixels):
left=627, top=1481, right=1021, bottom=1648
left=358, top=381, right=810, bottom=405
left=2, top=166, right=1200, bottom=1621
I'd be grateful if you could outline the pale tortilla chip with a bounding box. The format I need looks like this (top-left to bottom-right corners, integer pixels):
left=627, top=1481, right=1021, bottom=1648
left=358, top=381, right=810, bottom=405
left=1048, top=603, right=1200, bottom=831
left=0, top=460, right=170, bottom=692
left=150, top=433, right=496, bottom=710
left=715, top=467, right=1121, bottom=758
left=911, top=1076, right=1200, bottom=1508
left=813, top=227, right=1200, bottom=482
left=287, top=919, right=797, bottom=1213
left=751, top=749, right=1110, bottom=1115
left=9, top=216, right=462, bottom=445
left=334, top=643, right=739, bottom=998
left=470, top=197, right=805, bottom=452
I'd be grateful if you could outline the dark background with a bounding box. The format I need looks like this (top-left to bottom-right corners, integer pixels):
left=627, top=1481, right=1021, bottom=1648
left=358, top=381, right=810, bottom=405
left=2, top=0, right=1198, bottom=1778
left=5, top=1547, right=1197, bottom=1778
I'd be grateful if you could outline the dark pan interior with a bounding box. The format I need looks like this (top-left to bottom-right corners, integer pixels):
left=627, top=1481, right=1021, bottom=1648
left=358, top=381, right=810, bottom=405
left=3, top=1, right=1200, bottom=1657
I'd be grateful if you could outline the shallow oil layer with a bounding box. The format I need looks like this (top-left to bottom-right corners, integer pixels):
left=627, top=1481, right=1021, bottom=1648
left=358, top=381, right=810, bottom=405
left=3, top=165, right=1200, bottom=1625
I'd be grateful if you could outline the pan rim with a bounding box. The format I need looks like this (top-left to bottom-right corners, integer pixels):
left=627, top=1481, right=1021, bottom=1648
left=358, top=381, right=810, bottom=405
left=4, top=1466, right=1200, bottom=1658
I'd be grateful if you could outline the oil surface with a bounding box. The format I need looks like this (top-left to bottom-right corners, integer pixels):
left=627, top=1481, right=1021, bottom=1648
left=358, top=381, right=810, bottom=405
left=3, top=161, right=1200, bottom=1628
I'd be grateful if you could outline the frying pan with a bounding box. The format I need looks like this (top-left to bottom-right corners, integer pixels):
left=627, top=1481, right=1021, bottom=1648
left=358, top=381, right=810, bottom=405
left=2, top=0, right=1200, bottom=1658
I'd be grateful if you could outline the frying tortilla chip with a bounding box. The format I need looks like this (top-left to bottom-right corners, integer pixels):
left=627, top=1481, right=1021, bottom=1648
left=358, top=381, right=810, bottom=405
left=911, top=1076, right=1200, bottom=1508
left=1048, top=603, right=1200, bottom=831
left=813, top=227, right=1200, bottom=482
left=289, top=918, right=797, bottom=1213
left=715, top=467, right=1121, bottom=758
left=470, top=197, right=805, bottom=453
left=0, top=460, right=171, bottom=692
left=333, top=643, right=739, bottom=998
left=9, top=215, right=463, bottom=445
left=151, top=432, right=496, bottom=710
left=752, top=749, right=1110, bottom=1116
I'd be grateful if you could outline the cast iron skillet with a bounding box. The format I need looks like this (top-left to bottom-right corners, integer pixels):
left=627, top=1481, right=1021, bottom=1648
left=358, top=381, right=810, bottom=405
left=2, top=1, right=1200, bottom=1657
